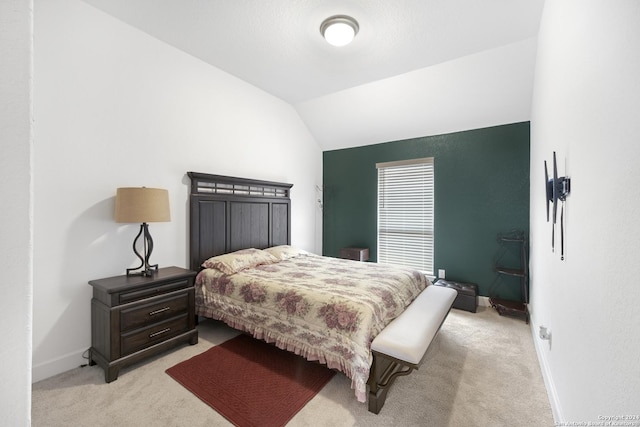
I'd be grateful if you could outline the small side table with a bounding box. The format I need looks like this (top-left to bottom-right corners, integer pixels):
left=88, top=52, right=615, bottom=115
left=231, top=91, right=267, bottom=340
left=339, top=247, right=370, bottom=262
left=88, top=266, right=198, bottom=382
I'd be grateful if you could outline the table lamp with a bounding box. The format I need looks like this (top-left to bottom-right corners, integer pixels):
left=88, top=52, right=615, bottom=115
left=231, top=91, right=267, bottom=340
left=115, top=187, right=171, bottom=276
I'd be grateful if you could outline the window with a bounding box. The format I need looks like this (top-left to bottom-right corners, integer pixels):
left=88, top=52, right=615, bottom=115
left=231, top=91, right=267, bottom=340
left=377, top=157, right=434, bottom=275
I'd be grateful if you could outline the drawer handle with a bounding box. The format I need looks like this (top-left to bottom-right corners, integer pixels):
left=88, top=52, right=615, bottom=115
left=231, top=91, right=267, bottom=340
left=149, top=328, right=171, bottom=338
left=149, top=307, right=171, bottom=316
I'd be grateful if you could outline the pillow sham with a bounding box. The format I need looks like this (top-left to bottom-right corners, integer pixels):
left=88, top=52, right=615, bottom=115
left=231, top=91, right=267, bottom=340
left=202, top=248, right=278, bottom=274
left=263, top=245, right=309, bottom=261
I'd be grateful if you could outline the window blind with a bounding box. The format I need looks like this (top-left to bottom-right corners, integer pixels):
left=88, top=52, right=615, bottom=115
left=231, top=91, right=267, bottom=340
left=377, top=157, right=434, bottom=275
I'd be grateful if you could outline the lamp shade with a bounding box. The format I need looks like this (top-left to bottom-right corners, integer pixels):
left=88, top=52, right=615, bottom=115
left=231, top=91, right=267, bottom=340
left=115, top=187, right=171, bottom=223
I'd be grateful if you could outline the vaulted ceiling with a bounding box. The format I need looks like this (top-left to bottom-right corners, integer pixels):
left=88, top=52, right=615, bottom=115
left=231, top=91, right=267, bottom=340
left=84, top=0, right=546, bottom=150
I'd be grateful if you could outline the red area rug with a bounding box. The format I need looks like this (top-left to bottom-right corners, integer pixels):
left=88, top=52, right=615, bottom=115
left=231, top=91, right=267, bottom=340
left=166, top=334, right=335, bottom=427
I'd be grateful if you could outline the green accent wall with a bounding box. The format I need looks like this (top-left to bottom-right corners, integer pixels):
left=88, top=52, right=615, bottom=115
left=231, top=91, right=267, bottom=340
left=322, top=122, right=530, bottom=300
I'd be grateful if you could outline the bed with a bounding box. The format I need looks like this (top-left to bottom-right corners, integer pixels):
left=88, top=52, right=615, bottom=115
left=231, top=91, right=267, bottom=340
left=187, top=172, right=450, bottom=412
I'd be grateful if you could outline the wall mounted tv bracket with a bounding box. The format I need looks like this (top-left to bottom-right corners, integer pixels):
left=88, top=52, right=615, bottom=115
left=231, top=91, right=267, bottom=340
left=545, top=152, right=571, bottom=260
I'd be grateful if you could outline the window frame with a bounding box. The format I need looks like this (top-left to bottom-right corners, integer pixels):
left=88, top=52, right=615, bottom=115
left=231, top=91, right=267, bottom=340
left=376, top=157, right=434, bottom=276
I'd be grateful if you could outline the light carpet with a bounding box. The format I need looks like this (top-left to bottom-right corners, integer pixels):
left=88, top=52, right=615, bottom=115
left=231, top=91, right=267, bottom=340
left=32, top=305, right=554, bottom=426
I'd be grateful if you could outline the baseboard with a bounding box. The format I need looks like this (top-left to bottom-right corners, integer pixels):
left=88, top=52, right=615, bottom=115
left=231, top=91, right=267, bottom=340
left=32, top=348, right=89, bottom=383
left=529, top=313, right=563, bottom=423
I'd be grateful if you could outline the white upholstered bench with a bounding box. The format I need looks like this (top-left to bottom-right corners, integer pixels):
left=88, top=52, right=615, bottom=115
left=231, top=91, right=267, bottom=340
left=367, top=284, right=457, bottom=413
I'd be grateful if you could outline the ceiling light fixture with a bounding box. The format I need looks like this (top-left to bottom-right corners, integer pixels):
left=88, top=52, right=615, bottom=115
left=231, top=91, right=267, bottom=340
left=320, top=15, right=359, bottom=47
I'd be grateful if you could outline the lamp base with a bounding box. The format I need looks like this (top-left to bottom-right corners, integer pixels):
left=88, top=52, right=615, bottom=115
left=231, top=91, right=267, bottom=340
left=126, top=264, right=158, bottom=277
left=126, top=223, right=160, bottom=277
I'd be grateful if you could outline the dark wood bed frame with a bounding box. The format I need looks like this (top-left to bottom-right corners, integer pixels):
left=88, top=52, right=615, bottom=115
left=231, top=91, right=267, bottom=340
left=188, top=171, right=293, bottom=272
left=187, top=171, right=429, bottom=414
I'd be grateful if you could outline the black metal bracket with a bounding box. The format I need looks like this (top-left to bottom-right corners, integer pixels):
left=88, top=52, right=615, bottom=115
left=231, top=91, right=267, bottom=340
left=545, top=152, right=571, bottom=260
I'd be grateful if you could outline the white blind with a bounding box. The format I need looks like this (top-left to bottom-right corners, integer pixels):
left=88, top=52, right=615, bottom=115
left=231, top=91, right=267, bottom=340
left=377, top=157, right=434, bottom=275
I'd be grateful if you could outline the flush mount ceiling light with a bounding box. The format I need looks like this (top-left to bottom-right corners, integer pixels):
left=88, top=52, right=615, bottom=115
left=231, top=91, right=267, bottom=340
left=320, top=15, right=359, bottom=47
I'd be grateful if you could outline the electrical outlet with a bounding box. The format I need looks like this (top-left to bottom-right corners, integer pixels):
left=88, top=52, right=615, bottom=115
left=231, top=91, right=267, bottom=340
left=438, top=269, right=445, bottom=279
left=539, top=326, right=551, bottom=340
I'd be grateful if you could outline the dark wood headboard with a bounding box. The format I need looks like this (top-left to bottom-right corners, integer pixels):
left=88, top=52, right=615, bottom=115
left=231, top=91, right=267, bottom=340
left=187, top=172, right=293, bottom=272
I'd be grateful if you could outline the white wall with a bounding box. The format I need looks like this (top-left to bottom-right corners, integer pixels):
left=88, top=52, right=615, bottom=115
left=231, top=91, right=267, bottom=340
left=32, top=0, right=322, bottom=382
left=0, top=0, right=33, bottom=425
left=530, top=0, right=640, bottom=422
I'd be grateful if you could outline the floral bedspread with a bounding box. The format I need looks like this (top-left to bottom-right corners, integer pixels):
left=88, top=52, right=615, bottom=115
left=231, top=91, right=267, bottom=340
left=195, top=253, right=429, bottom=402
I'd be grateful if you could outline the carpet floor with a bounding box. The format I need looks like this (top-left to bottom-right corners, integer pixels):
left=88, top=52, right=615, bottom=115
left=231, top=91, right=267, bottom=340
left=32, top=304, right=555, bottom=426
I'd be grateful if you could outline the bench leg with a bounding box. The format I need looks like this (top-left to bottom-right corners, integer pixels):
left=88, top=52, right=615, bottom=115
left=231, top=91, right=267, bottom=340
left=368, top=386, right=386, bottom=414
left=367, top=352, right=415, bottom=414
left=368, top=353, right=387, bottom=414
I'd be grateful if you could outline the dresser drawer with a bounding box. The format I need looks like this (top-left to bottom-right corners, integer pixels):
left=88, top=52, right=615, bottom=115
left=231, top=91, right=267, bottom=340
left=120, top=291, right=189, bottom=332
left=120, top=314, right=189, bottom=356
left=119, top=279, right=190, bottom=304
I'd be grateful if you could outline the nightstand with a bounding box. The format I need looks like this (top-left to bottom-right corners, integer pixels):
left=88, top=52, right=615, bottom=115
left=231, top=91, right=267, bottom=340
left=88, top=266, right=198, bottom=382
left=339, top=247, right=370, bottom=262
